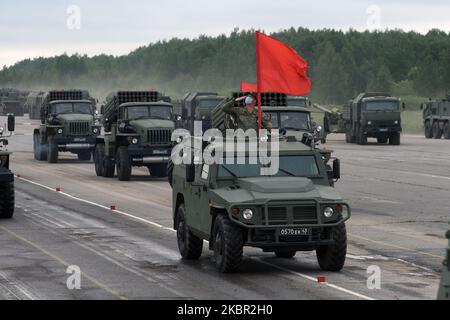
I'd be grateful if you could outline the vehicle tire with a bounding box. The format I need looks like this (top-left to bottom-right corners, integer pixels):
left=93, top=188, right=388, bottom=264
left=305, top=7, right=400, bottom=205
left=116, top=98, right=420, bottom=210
left=34, top=134, right=47, bottom=161
left=433, top=121, right=442, bottom=139
left=47, top=137, right=58, bottom=163
left=316, top=223, right=347, bottom=271
left=94, top=144, right=104, bottom=177
left=274, top=249, right=297, bottom=259
left=358, top=126, right=367, bottom=145
left=116, top=146, right=132, bottom=181
left=103, top=155, right=115, bottom=178
left=150, top=163, right=168, bottom=178
left=77, top=151, right=92, bottom=161
left=167, top=158, right=174, bottom=187
left=443, top=122, right=450, bottom=139
left=0, top=181, right=15, bottom=219
left=377, top=137, right=387, bottom=144
left=33, top=134, right=39, bottom=160
left=176, top=203, right=203, bottom=260
left=390, top=132, right=401, bottom=145
left=345, top=131, right=351, bottom=143
left=424, top=121, right=433, bottom=139
left=213, top=215, right=243, bottom=273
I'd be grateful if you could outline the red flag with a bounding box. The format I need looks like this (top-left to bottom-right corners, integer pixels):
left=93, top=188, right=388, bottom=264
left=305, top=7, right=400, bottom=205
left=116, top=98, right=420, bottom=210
left=240, top=82, right=257, bottom=92
left=256, top=31, right=311, bottom=95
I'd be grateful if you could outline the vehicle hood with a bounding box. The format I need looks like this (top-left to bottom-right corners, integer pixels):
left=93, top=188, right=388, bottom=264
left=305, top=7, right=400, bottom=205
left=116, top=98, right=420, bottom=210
left=57, top=114, right=94, bottom=123
left=130, top=119, right=175, bottom=131
left=211, top=177, right=342, bottom=205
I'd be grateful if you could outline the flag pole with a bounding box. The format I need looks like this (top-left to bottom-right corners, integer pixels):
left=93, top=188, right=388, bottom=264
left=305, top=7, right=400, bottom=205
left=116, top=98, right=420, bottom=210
left=256, top=31, right=262, bottom=130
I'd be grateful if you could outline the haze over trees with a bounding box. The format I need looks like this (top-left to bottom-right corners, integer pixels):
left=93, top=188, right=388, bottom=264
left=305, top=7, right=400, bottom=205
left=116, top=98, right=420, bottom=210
left=1, top=28, right=449, bottom=104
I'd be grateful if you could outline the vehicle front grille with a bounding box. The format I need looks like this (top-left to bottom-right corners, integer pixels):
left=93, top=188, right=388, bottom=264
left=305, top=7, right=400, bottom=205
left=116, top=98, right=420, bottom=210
left=69, top=122, right=90, bottom=135
left=147, top=129, right=172, bottom=145
left=261, top=203, right=318, bottom=225
left=268, top=207, right=287, bottom=225
left=293, top=206, right=318, bottom=223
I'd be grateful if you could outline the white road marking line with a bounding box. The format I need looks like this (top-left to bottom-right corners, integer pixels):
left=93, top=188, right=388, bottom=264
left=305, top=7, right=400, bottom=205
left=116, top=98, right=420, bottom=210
left=0, top=271, right=38, bottom=300
left=16, top=175, right=376, bottom=301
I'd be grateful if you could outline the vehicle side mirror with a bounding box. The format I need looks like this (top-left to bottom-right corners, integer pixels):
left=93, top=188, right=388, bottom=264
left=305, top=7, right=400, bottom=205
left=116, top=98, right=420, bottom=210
left=186, top=163, right=195, bottom=182
left=333, top=159, right=341, bottom=180
left=420, top=104, right=424, bottom=110
left=7, top=114, right=15, bottom=132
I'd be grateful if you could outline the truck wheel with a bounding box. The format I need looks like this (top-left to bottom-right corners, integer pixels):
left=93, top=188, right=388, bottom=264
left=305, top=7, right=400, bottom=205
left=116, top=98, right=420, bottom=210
left=213, top=215, right=243, bottom=273
left=150, top=163, right=168, bottom=178
left=167, top=159, right=174, bottom=187
left=94, top=144, right=104, bottom=177
left=433, top=122, right=443, bottom=139
left=176, top=203, right=203, bottom=260
left=390, top=132, right=401, bottom=145
left=443, top=122, right=450, bottom=139
left=47, top=137, right=58, bottom=163
left=0, top=181, right=15, bottom=219
left=425, top=121, right=433, bottom=139
left=316, top=223, right=347, bottom=271
left=274, top=249, right=297, bottom=258
left=77, top=151, right=92, bottom=161
left=34, top=134, right=47, bottom=161
left=358, top=126, right=367, bottom=145
left=116, top=146, right=132, bottom=181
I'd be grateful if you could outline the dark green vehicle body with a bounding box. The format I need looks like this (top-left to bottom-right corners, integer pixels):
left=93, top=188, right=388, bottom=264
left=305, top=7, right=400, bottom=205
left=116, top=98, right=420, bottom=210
left=94, top=91, right=175, bottom=181
left=0, top=114, right=15, bottom=219
left=343, top=92, right=403, bottom=145
left=26, top=91, right=45, bottom=120
left=171, top=136, right=349, bottom=273
left=421, top=96, right=450, bottom=139
left=438, top=229, right=450, bottom=300
left=33, top=90, right=100, bottom=163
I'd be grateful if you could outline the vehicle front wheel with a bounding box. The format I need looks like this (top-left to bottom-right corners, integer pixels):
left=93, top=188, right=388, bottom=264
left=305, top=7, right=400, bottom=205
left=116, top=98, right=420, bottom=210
left=116, top=146, right=132, bottom=181
left=47, top=137, right=58, bottom=163
left=390, top=132, right=401, bottom=145
left=94, top=144, right=104, bottom=177
left=0, top=181, right=15, bottom=219
left=274, top=249, right=297, bottom=258
left=433, top=121, right=442, bottom=139
left=176, top=204, right=203, bottom=260
left=316, top=223, right=347, bottom=272
left=213, top=215, right=243, bottom=273
left=424, top=121, right=433, bottom=139
left=443, top=122, right=450, bottom=139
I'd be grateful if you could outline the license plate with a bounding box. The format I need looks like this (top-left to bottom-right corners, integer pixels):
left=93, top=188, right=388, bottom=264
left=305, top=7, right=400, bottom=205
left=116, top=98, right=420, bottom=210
left=379, top=128, right=388, bottom=132
left=153, top=149, right=167, bottom=155
left=279, top=228, right=311, bottom=236
left=74, top=138, right=87, bottom=142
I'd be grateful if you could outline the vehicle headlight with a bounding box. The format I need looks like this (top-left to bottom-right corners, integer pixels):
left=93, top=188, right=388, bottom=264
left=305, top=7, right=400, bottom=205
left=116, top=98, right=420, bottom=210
left=93, top=128, right=99, bottom=134
left=0, top=127, right=4, bottom=135
left=57, top=129, right=63, bottom=134
left=243, top=209, right=254, bottom=220
left=131, top=138, right=139, bottom=145
left=323, top=207, right=334, bottom=218
left=394, top=120, right=399, bottom=125
left=367, top=121, right=372, bottom=125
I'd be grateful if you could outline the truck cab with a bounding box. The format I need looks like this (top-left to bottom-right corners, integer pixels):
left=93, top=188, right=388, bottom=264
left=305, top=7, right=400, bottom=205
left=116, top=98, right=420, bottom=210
left=180, top=92, right=225, bottom=133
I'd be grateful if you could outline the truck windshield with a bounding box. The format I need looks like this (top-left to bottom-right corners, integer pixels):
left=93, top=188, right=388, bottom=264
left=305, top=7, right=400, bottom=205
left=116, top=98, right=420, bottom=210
left=287, top=98, right=307, bottom=107
left=218, top=155, right=319, bottom=178
left=269, top=112, right=311, bottom=131
left=127, top=106, right=172, bottom=120
left=366, top=101, right=399, bottom=112
left=197, top=99, right=224, bottom=108
left=52, top=102, right=92, bottom=114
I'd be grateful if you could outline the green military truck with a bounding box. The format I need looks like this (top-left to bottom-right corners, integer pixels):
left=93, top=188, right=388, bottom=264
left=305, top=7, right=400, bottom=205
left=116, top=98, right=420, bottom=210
left=0, top=114, right=16, bottom=219
left=178, top=92, right=225, bottom=133
left=33, top=90, right=100, bottom=163
left=421, top=96, right=450, bottom=139
left=438, top=228, right=450, bottom=300
left=94, top=91, right=175, bottom=181
left=25, top=91, right=45, bottom=120
left=170, top=135, right=348, bottom=273
left=343, top=92, right=403, bottom=145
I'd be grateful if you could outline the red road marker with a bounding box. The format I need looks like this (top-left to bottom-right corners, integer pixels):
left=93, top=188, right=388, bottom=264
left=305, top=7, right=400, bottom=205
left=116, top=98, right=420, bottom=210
left=317, top=276, right=327, bottom=283
left=56, top=186, right=61, bottom=192
left=110, top=205, right=117, bottom=211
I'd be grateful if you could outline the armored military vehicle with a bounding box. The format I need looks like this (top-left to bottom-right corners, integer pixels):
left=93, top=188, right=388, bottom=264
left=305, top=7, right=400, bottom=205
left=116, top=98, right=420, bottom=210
left=0, top=114, right=16, bottom=219
left=26, top=91, right=45, bottom=120
left=0, top=89, right=25, bottom=117
left=94, top=91, right=175, bottom=181
left=178, top=92, right=225, bottom=133
left=170, top=133, right=348, bottom=273
left=33, top=90, right=100, bottom=163
left=421, top=96, right=450, bottom=139
left=343, top=92, right=403, bottom=145
left=438, top=228, right=450, bottom=300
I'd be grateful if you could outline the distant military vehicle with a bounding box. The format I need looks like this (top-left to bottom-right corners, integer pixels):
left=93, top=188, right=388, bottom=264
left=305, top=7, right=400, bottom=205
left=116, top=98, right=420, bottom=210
left=25, top=91, right=45, bottom=120
left=421, top=96, right=450, bottom=139
left=438, top=228, right=450, bottom=300
left=33, top=90, right=100, bottom=163
left=0, top=89, right=25, bottom=117
left=0, top=114, right=16, bottom=219
left=178, top=92, right=225, bottom=133
left=313, top=104, right=346, bottom=135
left=170, top=132, right=348, bottom=273
left=343, top=92, right=404, bottom=145
left=94, top=91, right=175, bottom=181
left=287, top=95, right=310, bottom=108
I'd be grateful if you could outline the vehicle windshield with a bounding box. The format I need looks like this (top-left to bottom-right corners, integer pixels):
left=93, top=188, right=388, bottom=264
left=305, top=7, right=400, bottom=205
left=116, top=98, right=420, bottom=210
left=126, top=105, right=172, bottom=120
left=269, top=112, right=311, bottom=131
left=366, top=101, right=399, bottom=112
left=197, top=99, right=224, bottom=108
left=218, top=155, right=319, bottom=178
left=52, top=102, right=93, bottom=114
left=287, top=98, right=307, bottom=107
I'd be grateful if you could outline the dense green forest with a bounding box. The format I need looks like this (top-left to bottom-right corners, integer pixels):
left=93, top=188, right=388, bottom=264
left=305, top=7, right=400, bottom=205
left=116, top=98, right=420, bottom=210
left=1, top=28, right=449, bottom=105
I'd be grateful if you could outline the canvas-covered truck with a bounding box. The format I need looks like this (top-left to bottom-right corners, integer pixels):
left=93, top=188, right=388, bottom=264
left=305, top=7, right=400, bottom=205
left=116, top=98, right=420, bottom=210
left=178, top=92, right=225, bottom=133
left=421, top=96, right=450, bottom=139
left=170, top=134, right=348, bottom=273
left=437, top=228, right=450, bottom=300
left=0, top=114, right=16, bottom=219
left=33, top=90, right=100, bottom=163
left=343, top=92, right=404, bottom=145
left=94, top=91, right=175, bottom=181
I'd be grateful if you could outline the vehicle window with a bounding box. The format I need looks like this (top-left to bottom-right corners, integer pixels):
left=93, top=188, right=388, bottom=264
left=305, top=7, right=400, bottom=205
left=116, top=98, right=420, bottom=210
left=366, top=101, right=399, bottom=111
left=269, top=112, right=310, bottom=130
left=52, top=102, right=92, bottom=114
left=198, top=99, right=223, bottom=108
left=218, top=155, right=319, bottom=178
left=127, top=106, right=172, bottom=120
left=287, top=98, right=307, bottom=107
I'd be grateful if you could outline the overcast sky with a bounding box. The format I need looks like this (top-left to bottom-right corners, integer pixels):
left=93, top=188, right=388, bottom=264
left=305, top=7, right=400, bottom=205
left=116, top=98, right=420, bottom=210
left=1, top=0, right=449, bottom=67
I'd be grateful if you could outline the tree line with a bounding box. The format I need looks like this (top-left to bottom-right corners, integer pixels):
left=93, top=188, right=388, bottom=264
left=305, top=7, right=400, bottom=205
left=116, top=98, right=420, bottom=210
left=1, top=28, right=449, bottom=104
